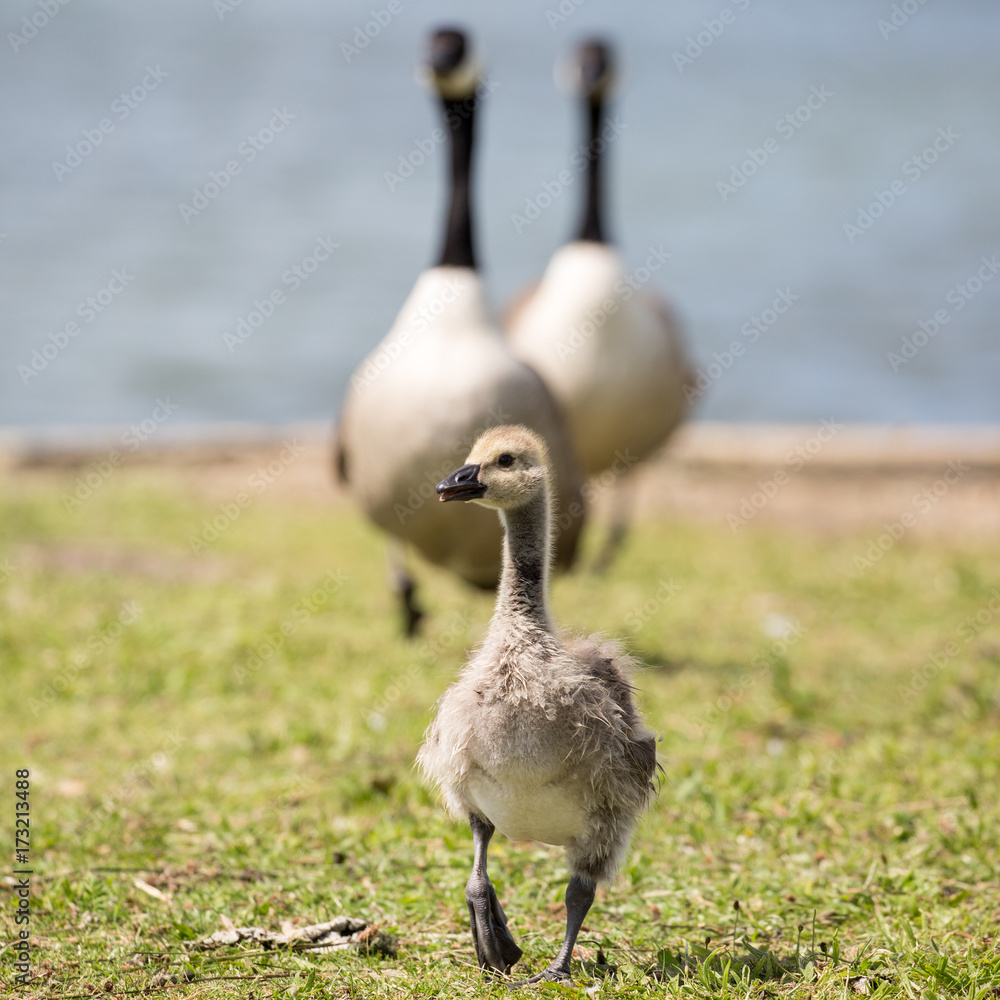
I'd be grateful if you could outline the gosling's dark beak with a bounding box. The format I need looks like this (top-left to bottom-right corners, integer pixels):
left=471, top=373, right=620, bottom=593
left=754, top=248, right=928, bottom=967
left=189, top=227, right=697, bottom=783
left=436, top=463, right=485, bottom=502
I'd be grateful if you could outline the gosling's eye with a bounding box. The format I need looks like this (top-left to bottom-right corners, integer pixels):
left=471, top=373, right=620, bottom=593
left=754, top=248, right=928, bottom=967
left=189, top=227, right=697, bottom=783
left=497, top=453, right=514, bottom=468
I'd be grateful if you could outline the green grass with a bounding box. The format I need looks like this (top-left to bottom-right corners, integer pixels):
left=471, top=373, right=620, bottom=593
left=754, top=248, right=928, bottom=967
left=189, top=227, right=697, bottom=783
left=1, top=466, right=999, bottom=998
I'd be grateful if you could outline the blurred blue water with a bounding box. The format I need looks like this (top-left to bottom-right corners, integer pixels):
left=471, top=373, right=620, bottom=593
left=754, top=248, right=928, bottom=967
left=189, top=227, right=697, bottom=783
left=1, top=0, right=998, bottom=427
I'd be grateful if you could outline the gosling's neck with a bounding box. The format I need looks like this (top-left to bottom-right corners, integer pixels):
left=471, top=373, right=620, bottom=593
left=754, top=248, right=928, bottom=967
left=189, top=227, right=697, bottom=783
left=492, top=488, right=555, bottom=636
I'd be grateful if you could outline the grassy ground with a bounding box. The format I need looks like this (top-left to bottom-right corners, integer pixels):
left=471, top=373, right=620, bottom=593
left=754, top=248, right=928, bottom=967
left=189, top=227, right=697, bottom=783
left=1, top=464, right=999, bottom=998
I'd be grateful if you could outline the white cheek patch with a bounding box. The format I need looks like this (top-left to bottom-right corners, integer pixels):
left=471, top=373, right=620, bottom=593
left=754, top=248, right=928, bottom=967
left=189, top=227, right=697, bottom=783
left=434, top=56, right=482, bottom=101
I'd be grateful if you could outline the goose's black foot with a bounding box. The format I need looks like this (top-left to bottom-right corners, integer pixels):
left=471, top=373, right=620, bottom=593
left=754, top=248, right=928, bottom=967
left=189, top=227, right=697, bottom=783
left=466, top=873, right=523, bottom=975
left=394, top=568, right=424, bottom=638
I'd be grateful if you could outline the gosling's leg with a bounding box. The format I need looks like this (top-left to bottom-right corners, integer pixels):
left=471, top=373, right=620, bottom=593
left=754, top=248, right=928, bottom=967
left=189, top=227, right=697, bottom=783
left=465, top=813, right=522, bottom=975
left=525, top=873, right=596, bottom=983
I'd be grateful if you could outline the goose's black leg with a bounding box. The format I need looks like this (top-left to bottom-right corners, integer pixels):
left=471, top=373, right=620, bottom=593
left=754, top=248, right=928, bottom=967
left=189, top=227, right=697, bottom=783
left=592, top=482, right=633, bottom=574
left=394, top=565, right=424, bottom=638
left=525, top=873, right=596, bottom=983
left=388, top=545, right=424, bottom=638
left=466, top=813, right=522, bottom=975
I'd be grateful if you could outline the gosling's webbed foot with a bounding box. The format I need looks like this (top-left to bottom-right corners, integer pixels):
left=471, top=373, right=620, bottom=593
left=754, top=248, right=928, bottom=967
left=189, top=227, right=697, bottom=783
left=466, top=873, right=523, bottom=975
left=521, top=964, right=572, bottom=984
left=510, top=872, right=597, bottom=985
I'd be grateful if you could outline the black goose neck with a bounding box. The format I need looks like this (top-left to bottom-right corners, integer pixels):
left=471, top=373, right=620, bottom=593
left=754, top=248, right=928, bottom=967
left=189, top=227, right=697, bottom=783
left=436, top=93, right=478, bottom=269
left=576, top=98, right=608, bottom=245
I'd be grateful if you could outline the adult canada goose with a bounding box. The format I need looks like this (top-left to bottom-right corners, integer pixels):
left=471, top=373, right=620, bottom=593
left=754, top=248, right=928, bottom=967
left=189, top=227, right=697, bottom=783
left=505, top=40, right=691, bottom=567
left=335, top=29, right=586, bottom=633
left=419, top=425, right=657, bottom=982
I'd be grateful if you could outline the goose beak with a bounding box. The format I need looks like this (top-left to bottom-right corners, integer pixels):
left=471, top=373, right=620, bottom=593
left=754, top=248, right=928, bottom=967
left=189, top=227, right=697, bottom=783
left=429, top=29, right=467, bottom=77
left=436, top=463, right=486, bottom=502
left=575, top=39, right=614, bottom=102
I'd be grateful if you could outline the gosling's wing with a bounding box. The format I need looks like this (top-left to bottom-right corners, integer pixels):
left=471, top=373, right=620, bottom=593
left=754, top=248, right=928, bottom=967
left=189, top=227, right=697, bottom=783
left=566, top=635, right=659, bottom=793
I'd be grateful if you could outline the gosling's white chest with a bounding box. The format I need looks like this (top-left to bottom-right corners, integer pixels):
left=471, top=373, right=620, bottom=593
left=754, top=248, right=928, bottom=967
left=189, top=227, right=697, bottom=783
left=465, top=765, right=588, bottom=847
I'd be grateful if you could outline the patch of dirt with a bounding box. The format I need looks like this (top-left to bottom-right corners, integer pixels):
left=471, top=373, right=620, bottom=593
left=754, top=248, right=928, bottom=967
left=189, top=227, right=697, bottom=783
left=629, top=423, right=1000, bottom=540
left=5, top=422, right=1000, bottom=539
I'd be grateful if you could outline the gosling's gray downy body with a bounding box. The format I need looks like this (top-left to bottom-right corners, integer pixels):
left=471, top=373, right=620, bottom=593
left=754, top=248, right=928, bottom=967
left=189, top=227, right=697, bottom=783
left=335, top=31, right=586, bottom=609
left=418, top=425, right=657, bottom=981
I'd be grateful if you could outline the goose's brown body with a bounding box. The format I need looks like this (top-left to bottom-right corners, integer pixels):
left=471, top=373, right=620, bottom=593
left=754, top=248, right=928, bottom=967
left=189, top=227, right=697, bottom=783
left=506, top=242, right=690, bottom=478
left=336, top=270, right=585, bottom=588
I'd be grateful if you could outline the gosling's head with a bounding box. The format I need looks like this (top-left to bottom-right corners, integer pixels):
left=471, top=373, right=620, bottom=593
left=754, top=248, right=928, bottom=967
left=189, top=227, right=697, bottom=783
left=570, top=38, right=615, bottom=105
left=425, top=27, right=479, bottom=101
left=436, top=425, right=551, bottom=511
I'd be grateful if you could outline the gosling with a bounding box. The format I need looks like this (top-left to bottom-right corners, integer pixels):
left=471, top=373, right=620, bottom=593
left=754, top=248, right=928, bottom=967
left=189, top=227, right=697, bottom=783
left=418, top=425, right=657, bottom=982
